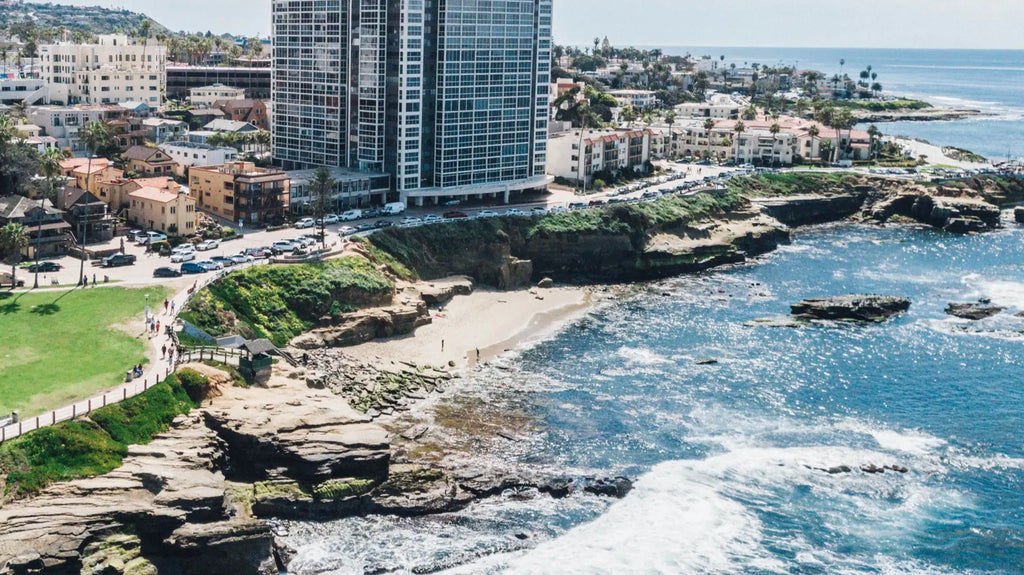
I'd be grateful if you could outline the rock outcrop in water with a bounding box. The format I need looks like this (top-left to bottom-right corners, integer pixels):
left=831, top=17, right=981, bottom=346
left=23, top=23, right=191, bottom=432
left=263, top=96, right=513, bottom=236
left=791, top=295, right=912, bottom=323
left=946, top=302, right=1006, bottom=320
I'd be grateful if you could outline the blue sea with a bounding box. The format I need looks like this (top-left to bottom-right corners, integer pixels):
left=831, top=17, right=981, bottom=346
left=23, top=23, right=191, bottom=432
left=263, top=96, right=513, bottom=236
left=279, top=221, right=1024, bottom=574
left=654, top=47, right=1024, bottom=161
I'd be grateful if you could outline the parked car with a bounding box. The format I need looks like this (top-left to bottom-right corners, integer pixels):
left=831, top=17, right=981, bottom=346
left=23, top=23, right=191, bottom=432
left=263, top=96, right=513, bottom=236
left=476, top=210, right=498, bottom=218
left=272, top=241, right=297, bottom=252
left=569, top=202, right=588, bottom=209
left=505, top=208, right=523, bottom=216
left=244, top=247, right=270, bottom=258
left=126, top=230, right=146, bottom=242
left=197, top=260, right=223, bottom=271
left=170, top=250, right=196, bottom=263
left=382, top=202, right=407, bottom=215
left=211, top=256, right=237, bottom=267
left=324, top=214, right=340, bottom=224
left=530, top=206, right=548, bottom=215
left=443, top=199, right=462, bottom=206
left=443, top=211, right=469, bottom=219
left=340, top=209, right=363, bottom=221
left=154, top=266, right=182, bottom=278
left=28, top=262, right=61, bottom=273
left=362, top=208, right=381, bottom=219
left=196, top=239, right=219, bottom=251
left=295, top=217, right=316, bottom=229
left=102, top=254, right=136, bottom=268
left=339, top=226, right=357, bottom=235
left=180, top=262, right=205, bottom=274
left=1, top=272, right=25, bottom=288
left=422, top=214, right=442, bottom=224
left=229, top=254, right=253, bottom=264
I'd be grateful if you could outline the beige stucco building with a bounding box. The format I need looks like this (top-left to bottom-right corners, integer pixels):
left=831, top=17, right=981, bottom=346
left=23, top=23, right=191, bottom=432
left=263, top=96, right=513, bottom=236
left=189, top=161, right=289, bottom=226
left=39, top=35, right=166, bottom=106
left=128, top=187, right=198, bottom=236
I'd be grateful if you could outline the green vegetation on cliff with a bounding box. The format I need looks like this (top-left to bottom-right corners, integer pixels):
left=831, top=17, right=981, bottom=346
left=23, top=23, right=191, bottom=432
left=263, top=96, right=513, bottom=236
left=830, top=99, right=932, bottom=112
left=181, top=258, right=394, bottom=347
left=0, top=3, right=172, bottom=39
left=0, top=374, right=197, bottom=497
left=727, top=172, right=860, bottom=197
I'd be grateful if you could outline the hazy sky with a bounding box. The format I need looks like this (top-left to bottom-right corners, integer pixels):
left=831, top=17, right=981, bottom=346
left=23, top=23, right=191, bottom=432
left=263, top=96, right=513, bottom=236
left=60, top=0, right=1024, bottom=49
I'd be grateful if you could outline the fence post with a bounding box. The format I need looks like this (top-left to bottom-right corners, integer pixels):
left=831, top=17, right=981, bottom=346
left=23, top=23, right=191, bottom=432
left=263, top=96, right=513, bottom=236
left=52, top=411, right=55, bottom=425
left=2, top=427, right=5, bottom=442
left=18, top=421, right=22, bottom=435
left=72, top=404, right=76, bottom=418
left=35, top=416, right=39, bottom=429
left=123, top=388, right=127, bottom=400
left=88, top=399, right=91, bottom=413
left=103, top=395, right=107, bottom=407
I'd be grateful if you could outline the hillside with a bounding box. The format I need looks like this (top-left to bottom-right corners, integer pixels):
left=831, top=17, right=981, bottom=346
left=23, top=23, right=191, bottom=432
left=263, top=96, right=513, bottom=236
left=0, top=2, right=171, bottom=38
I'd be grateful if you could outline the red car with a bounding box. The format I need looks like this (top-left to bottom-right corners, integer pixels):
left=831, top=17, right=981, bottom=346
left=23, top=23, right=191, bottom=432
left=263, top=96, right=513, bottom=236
left=443, top=210, right=469, bottom=219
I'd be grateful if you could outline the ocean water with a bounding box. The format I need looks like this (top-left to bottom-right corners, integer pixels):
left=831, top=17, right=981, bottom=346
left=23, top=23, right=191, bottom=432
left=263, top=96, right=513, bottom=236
left=654, top=47, right=1024, bottom=161
left=280, top=221, right=1024, bottom=574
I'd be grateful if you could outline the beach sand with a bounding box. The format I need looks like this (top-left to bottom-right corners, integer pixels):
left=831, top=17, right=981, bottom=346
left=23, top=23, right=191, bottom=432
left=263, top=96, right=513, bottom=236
left=354, top=285, right=594, bottom=369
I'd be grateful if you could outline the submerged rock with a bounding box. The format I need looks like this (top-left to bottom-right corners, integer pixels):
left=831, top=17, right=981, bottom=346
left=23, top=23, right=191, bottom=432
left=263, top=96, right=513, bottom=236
left=790, top=295, right=911, bottom=323
left=946, top=302, right=1006, bottom=320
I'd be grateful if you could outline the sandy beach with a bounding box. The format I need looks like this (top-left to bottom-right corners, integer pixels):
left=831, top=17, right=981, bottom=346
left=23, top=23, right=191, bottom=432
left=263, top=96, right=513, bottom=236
left=354, top=285, right=595, bottom=369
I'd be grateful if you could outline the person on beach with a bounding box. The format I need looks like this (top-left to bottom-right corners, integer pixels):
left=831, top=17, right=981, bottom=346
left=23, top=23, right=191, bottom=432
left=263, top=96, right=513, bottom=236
left=476, top=348, right=480, bottom=361
left=441, top=339, right=445, bottom=352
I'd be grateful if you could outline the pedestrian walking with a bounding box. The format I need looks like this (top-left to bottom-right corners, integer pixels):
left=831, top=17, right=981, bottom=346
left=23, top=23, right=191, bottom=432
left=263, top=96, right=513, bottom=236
left=161, top=344, right=167, bottom=358
left=170, top=301, right=176, bottom=314
left=441, top=339, right=445, bottom=352
left=92, top=274, right=96, bottom=287
left=164, top=299, right=169, bottom=313
left=156, top=320, right=161, bottom=333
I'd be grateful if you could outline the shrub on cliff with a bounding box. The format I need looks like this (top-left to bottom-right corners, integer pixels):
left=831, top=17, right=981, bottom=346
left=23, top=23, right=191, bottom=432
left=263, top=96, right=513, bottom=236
left=727, top=172, right=859, bottom=197
left=0, top=375, right=197, bottom=497
left=183, top=258, right=394, bottom=347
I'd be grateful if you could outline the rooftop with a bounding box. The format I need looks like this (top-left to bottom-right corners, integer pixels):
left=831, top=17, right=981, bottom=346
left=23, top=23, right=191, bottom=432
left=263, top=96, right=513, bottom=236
left=129, top=187, right=181, bottom=204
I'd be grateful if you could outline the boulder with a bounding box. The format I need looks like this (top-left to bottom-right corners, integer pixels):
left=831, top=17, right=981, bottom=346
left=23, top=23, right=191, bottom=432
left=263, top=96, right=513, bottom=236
left=1015, top=207, right=1024, bottom=224
left=791, top=295, right=911, bottom=323
left=537, top=277, right=555, bottom=289
left=945, top=302, right=1005, bottom=320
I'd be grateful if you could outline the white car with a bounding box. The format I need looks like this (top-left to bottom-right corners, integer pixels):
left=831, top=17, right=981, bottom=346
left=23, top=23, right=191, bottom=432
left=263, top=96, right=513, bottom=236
left=477, top=210, right=499, bottom=218
left=295, top=218, right=316, bottom=229
left=139, top=231, right=168, bottom=245
left=170, top=250, right=195, bottom=263
left=340, top=209, right=363, bottom=221
left=339, top=226, right=357, bottom=235
left=505, top=208, right=523, bottom=216
left=196, top=239, right=220, bottom=251
left=530, top=206, right=547, bottom=215
left=272, top=241, right=297, bottom=252
left=400, top=217, right=422, bottom=227
left=422, top=215, right=442, bottom=224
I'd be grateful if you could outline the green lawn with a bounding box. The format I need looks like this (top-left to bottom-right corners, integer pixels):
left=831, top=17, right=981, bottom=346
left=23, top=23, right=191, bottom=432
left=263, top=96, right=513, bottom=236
left=0, top=286, right=172, bottom=417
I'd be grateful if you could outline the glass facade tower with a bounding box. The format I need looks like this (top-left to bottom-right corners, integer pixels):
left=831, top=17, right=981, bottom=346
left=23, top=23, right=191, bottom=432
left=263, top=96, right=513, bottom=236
left=272, top=0, right=552, bottom=203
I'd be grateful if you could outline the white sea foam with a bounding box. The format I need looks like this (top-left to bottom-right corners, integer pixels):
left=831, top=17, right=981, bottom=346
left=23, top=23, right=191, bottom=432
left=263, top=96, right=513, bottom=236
left=615, top=346, right=671, bottom=366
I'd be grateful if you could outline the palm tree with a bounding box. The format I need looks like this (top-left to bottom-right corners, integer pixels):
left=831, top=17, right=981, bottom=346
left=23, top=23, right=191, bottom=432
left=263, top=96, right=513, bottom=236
left=310, top=166, right=335, bottom=250
left=32, top=147, right=68, bottom=288
left=0, top=222, right=29, bottom=290
left=769, top=122, right=782, bottom=166
left=77, top=121, right=110, bottom=286
left=807, top=124, right=820, bottom=161
left=866, top=124, right=881, bottom=159
left=703, top=117, right=716, bottom=161
left=732, top=120, right=746, bottom=164
left=814, top=105, right=838, bottom=162
left=137, top=18, right=152, bottom=72
left=620, top=106, right=638, bottom=129
left=664, top=111, right=678, bottom=158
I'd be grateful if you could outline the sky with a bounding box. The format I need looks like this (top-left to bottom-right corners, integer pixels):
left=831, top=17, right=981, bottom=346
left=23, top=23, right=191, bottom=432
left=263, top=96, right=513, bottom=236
left=58, top=0, right=1024, bottom=50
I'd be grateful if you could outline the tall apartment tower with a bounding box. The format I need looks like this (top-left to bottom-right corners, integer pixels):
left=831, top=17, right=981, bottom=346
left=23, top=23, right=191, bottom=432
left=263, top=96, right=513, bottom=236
left=272, top=0, right=553, bottom=205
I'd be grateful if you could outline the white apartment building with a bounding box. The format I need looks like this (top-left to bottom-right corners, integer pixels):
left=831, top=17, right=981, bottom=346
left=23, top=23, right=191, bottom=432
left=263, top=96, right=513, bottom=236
left=158, top=141, right=238, bottom=177
left=0, top=76, right=47, bottom=105
left=608, top=89, right=658, bottom=109
left=733, top=130, right=797, bottom=166
left=189, top=83, right=246, bottom=109
left=675, top=93, right=749, bottom=120
left=39, top=34, right=166, bottom=106
left=26, top=104, right=123, bottom=155
left=548, top=128, right=653, bottom=185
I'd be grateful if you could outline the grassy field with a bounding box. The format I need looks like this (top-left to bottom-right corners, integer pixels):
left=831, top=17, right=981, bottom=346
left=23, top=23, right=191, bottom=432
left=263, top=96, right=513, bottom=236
left=0, top=286, right=172, bottom=417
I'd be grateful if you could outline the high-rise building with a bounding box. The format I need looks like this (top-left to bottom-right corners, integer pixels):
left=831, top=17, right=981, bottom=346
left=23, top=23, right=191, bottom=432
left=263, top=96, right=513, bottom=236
left=39, top=35, right=166, bottom=106
left=272, top=0, right=552, bottom=206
